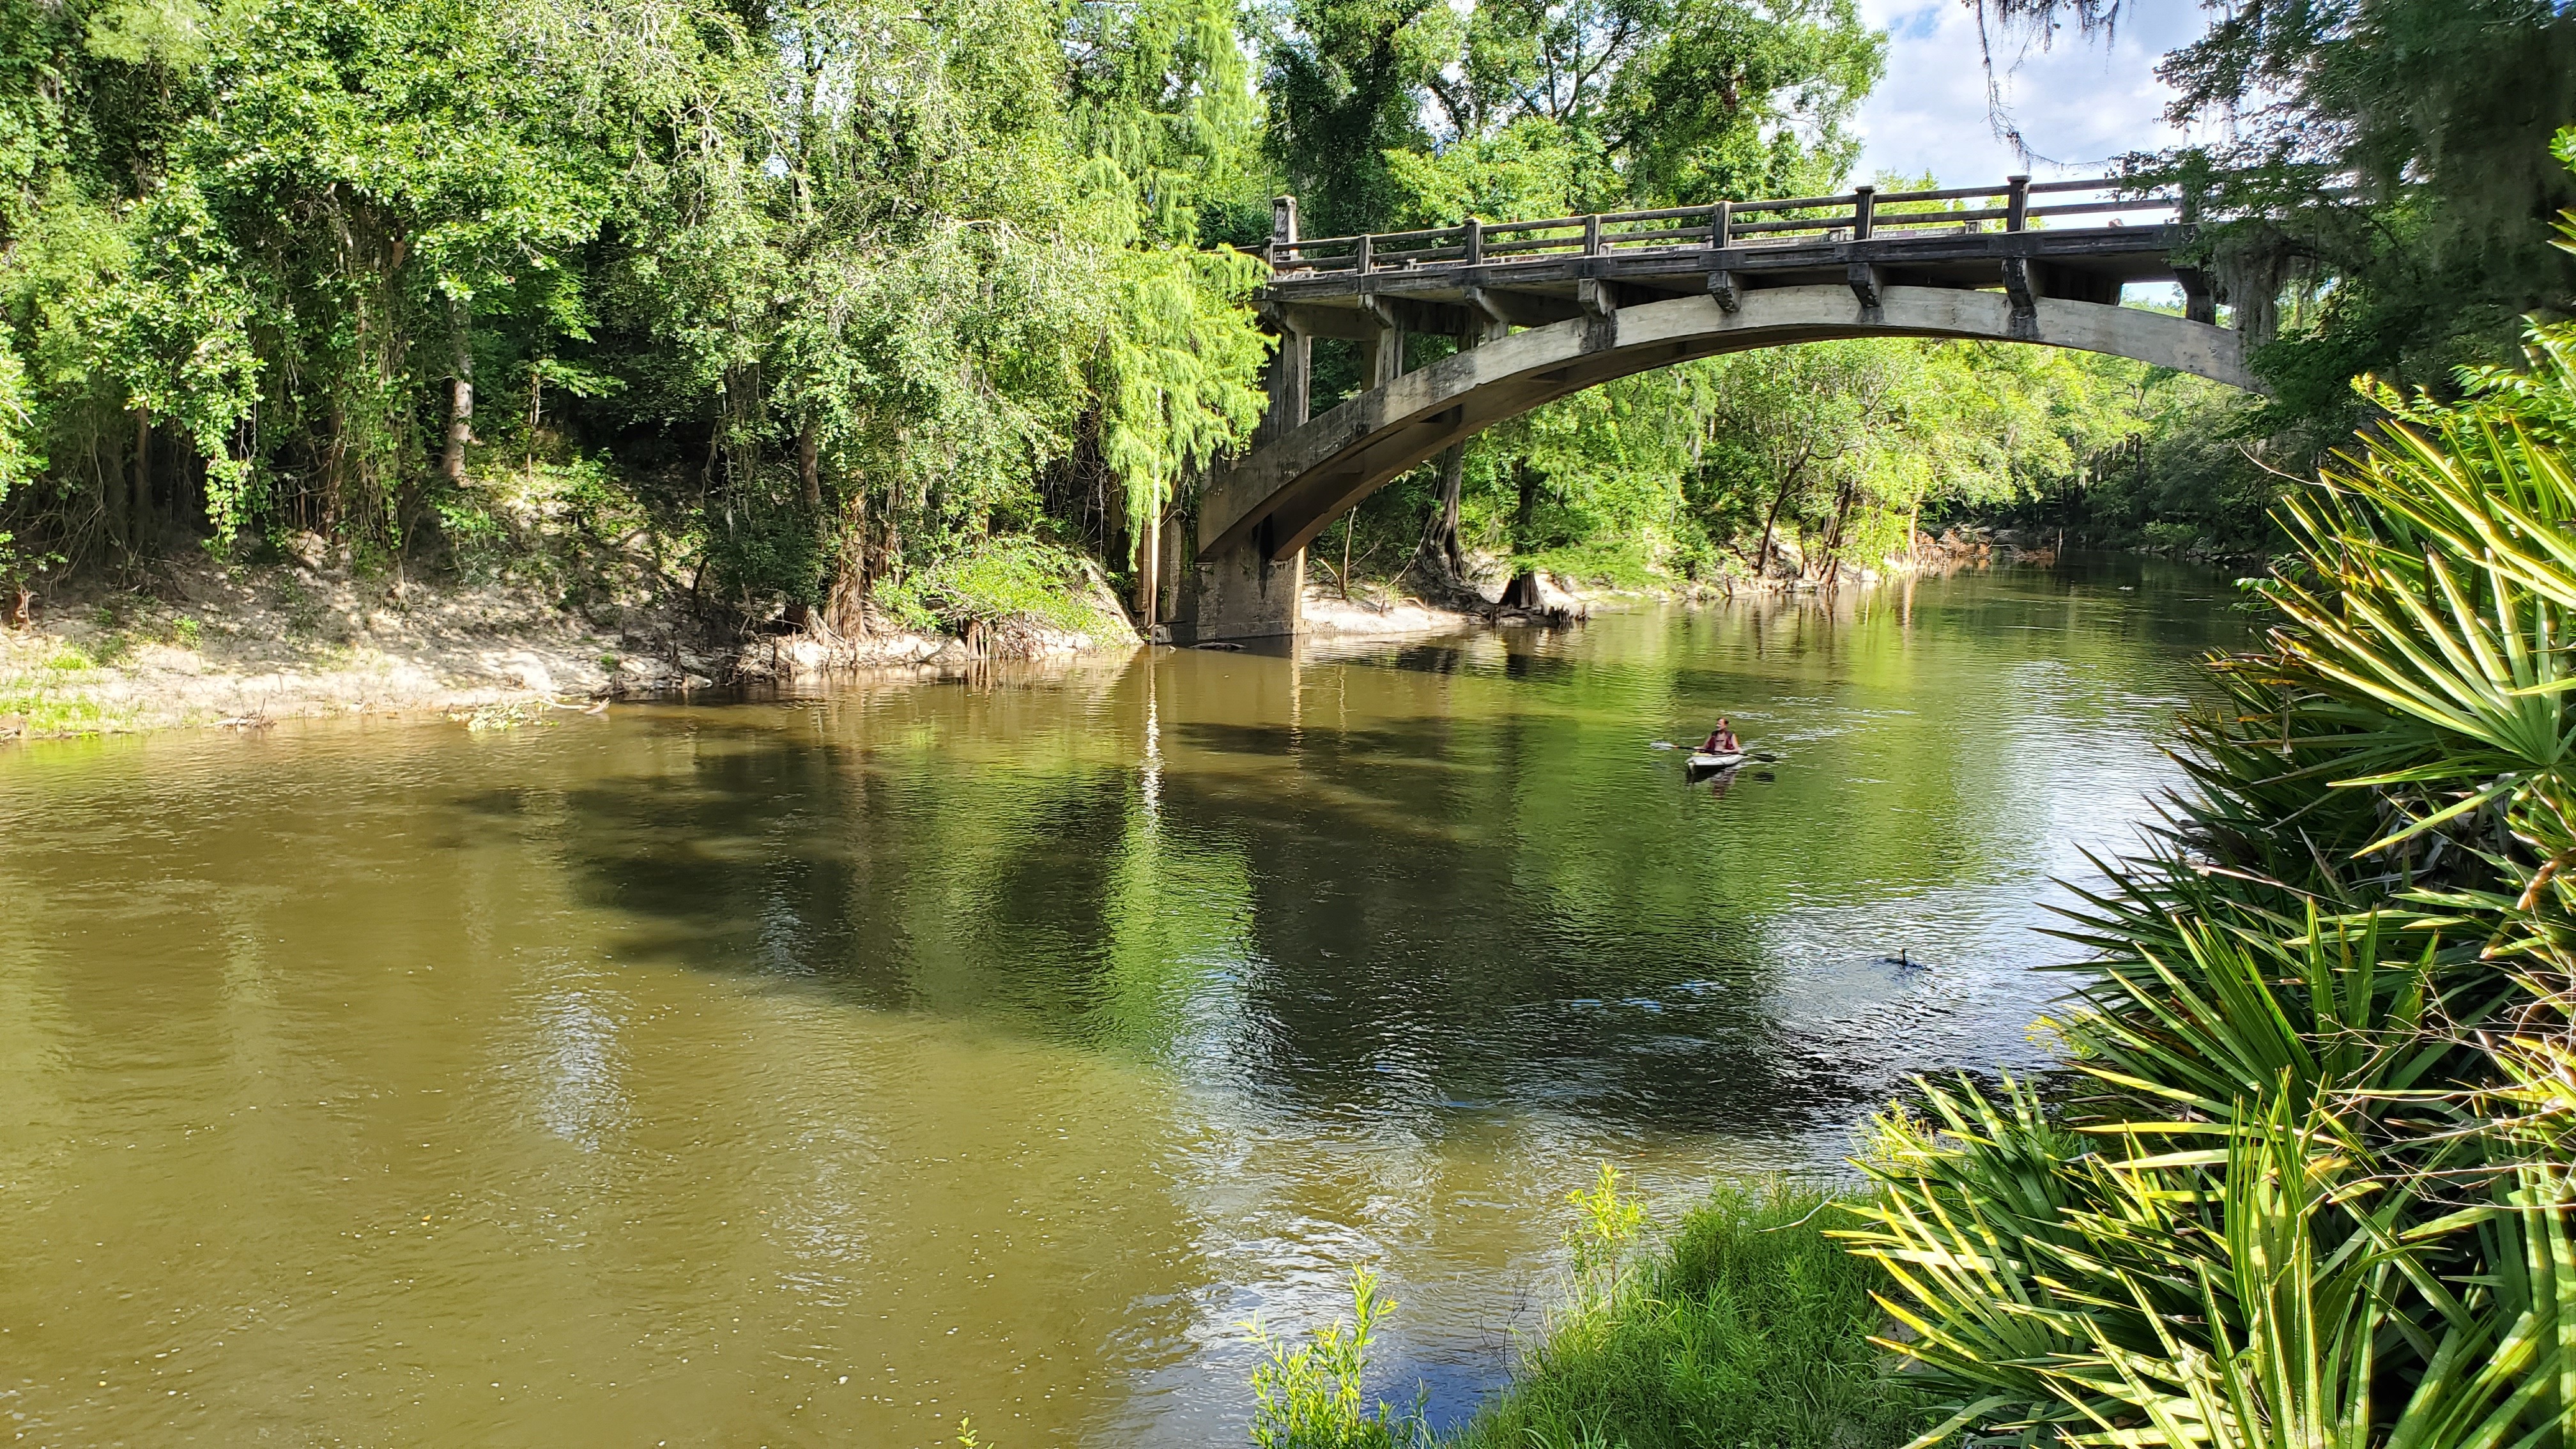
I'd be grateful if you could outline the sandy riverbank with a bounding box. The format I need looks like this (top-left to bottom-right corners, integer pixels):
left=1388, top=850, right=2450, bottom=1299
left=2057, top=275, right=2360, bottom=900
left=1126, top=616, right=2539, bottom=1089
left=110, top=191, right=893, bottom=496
left=0, top=553, right=1757, bottom=744
left=0, top=551, right=684, bottom=740
left=0, top=545, right=1091, bottom=741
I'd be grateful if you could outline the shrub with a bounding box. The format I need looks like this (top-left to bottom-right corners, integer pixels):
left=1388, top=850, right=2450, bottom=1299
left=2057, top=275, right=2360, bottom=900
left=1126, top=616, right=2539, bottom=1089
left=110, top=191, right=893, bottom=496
left=1246, top=1269, right=1427, bottom=1449
left=1836, top=134, right=2576, bottom=1449
left=873, top=535, right=1110, bottom=636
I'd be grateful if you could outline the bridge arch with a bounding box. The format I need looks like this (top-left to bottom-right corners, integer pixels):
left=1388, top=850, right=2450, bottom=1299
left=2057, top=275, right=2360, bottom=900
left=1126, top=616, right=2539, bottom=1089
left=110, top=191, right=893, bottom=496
left=1169, top=175, right=2263, bottom=641
left=1196, top=286, right=2254, bottom=568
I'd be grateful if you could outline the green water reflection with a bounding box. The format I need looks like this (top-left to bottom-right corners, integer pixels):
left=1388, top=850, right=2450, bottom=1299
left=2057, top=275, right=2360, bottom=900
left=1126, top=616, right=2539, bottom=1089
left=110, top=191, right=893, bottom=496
left=0, top=558, right=2251, bottom=1445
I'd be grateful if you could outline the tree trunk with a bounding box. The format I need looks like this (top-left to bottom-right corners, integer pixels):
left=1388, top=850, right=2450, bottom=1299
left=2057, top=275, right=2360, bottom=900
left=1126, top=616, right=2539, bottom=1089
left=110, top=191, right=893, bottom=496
left=102, top=421, right=130, bottom=553
left=824, top=486, right=872, bottom=637
left=1754, top=475, right=1797, bottom=577
left=1136, top=503, right=1160, bottom=631
left=1818, top=482, right=1857, bottom=583
left=130, top=410, right=154, bottom=549
left=1501, top=459, right=1543, bottom=606
left=440, top=299, right=473, bottom=489
left=1158, top=510, right=1183, bottom=625
left=1414, top=441, right=1467, bottom=583
left=526, top=367, right=542, bottom=489
left=797, top=417, right=822, bottom=514
left=880, top=480, right=902, bottom=585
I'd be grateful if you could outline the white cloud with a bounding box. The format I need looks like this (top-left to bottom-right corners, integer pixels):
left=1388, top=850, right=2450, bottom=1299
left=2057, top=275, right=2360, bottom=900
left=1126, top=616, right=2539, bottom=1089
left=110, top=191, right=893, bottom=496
left=1850, top=1, right=2207, bottom=187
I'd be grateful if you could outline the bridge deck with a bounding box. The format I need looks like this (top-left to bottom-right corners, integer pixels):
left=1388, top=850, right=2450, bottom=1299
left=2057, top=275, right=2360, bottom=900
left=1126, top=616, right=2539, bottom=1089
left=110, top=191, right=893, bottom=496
left=1255, top=177, right=2207, bottom=334
left=1171, top=176, right=2233, bottom=641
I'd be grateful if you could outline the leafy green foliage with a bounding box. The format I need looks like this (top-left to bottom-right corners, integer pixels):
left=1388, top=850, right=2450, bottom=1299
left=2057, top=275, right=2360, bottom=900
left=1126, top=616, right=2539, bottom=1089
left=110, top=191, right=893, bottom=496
left=1835, top=142, right=2576, bottom=1449
left=1984, top=1, right=2576, bottom=440
left=0, top=0, right=1269, bottom=634
left=1246, top=1268, right=1429, bottom=1449
left=871, top=534, right=1110, bottom=636
left=0, top=336, right=37, bottom=583
left=1064, top=0, right=1269, bottom=247
left=1096, top=241, right=1271, bottom=556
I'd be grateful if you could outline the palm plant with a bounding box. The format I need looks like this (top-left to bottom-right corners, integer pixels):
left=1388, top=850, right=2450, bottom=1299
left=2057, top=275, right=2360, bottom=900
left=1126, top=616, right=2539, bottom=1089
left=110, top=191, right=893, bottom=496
left=1836, top=132, right=2576, bottom=1449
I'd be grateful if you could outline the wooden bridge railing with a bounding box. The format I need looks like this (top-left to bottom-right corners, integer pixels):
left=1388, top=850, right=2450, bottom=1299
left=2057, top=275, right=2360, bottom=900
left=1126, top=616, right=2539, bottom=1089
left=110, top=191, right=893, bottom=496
left=1264, top=176, right=2196, bottom=275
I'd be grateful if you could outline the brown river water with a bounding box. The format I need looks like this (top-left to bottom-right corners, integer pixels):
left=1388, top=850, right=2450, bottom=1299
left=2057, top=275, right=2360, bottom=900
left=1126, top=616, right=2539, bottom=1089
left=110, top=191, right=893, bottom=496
left=0, top=560, right=2254, bottom=1446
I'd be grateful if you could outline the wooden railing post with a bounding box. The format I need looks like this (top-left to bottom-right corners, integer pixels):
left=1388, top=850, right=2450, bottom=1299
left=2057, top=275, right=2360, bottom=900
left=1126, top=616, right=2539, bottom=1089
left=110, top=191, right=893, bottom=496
left=1583, top=213, right=1602, bottom=256
left=1354, top=233, right=1372, bottom=275
left=1852, top=185, right=1875, bottom=240
left=1706, top=200, right=1738, bottom=312
left=2005, top=176, right=2029, bottom=233
left=1463, top=217, right=1483, bottom=264
left=1270, top=194, right=1300, bottom=268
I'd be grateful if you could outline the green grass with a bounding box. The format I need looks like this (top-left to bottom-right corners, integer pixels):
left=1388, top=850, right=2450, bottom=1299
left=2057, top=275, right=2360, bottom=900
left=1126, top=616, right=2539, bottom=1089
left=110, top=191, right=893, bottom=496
left=873, top=534, right=1113, bottom=636
left=0, top=680, right=131, bottom=735
left=1245, top=1176, right=1933, bottom=1449
left=1442, top=1180, right=1930, bottom=1449
left=1, top=640, right=139, bottom=736
left=1514, top=538, right=1667, bottom=592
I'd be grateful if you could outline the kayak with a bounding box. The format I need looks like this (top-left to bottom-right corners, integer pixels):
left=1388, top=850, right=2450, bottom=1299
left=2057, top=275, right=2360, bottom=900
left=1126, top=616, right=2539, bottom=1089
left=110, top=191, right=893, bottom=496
left=1686, top=751, right=1746, bottom=771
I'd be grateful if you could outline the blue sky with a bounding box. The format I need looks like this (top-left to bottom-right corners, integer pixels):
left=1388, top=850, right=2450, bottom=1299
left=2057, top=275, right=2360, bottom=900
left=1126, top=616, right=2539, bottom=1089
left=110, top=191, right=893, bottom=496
left=1851, top=0, right=2212, bottom=186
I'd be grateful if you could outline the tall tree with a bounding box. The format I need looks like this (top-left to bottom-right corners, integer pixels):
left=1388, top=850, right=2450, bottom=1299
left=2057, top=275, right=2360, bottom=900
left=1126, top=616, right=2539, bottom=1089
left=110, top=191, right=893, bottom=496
left=1262, top=0, right=1459, bottom=236
left=1972, top=0, right=2576, bottom=426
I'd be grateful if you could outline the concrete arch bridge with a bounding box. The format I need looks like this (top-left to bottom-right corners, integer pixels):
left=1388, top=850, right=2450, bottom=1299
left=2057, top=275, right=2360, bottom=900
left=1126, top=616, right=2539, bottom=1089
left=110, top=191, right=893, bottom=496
left=1168, top=175, right=2255, bottom=642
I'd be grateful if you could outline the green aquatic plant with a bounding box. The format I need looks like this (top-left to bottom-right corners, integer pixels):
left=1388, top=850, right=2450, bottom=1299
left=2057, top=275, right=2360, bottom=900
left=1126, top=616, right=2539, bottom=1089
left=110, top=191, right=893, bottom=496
left=1246, top=1268, right=1427, bottom=1449
left=1563, top=1163, right=1647, bottom=1310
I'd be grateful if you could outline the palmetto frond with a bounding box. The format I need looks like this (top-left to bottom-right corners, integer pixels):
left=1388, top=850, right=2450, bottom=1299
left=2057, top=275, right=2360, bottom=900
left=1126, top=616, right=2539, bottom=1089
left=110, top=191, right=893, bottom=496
left=1846, top=151, right=2576, bottom=1445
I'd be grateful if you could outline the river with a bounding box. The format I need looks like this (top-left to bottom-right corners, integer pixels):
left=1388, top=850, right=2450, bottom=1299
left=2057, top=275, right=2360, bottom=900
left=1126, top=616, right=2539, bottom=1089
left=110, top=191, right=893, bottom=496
left=0, top=558, right=2254, bottom=1446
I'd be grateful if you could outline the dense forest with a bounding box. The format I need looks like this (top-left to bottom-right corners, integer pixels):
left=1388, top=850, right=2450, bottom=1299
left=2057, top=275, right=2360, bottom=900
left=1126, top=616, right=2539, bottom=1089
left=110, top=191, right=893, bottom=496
left=1, top=0, right=2572, bottom=638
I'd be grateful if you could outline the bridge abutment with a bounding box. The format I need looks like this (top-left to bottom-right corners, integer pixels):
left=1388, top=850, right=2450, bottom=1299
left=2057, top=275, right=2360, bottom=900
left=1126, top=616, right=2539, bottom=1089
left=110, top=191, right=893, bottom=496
left=1174, top=197, right=1319, bottom=643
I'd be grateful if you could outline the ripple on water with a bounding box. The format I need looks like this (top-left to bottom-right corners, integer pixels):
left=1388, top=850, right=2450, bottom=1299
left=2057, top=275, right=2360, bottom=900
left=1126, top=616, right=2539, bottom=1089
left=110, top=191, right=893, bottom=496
left=0, top=558, right=2253, bottom=1445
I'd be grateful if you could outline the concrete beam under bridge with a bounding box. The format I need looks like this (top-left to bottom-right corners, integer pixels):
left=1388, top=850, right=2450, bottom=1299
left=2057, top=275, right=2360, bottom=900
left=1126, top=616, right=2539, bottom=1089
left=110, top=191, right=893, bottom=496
left=1208, top=287, right=2251, bottom=567
left=1170, top=286, right=2253, bottom=641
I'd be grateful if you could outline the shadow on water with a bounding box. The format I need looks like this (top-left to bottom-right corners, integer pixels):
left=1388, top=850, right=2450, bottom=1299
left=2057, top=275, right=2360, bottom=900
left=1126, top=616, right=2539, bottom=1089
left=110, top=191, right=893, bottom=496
left=530, top=556, right=2262, bottom=1145
left=528, top=546, right=2277, bottom=1144
left=0, top=557, right=2267, bottom=1449
left=539, top=719, right=1862, bottom=1138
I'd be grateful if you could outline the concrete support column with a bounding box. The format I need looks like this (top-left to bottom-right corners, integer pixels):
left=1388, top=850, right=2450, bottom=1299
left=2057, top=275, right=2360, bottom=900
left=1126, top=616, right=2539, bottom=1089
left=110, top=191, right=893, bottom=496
left=1256, top=326, right=1309, bottom=448
left=1355, top=328, right=1404, bottom=392
left=1183, top=324, right=1307, bottom=639
left=1358, top=296, right=1406, bottom=392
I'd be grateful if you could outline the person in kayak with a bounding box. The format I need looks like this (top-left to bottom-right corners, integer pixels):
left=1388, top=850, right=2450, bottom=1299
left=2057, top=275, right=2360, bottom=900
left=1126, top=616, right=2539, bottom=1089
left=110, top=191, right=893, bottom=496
left=1699, top=719, right=1743, bottom=755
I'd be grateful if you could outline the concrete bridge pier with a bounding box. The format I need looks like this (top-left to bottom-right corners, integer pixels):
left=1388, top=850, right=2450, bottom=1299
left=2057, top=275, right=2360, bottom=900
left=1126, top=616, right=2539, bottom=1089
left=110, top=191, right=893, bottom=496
left=1175, top=196, right=1314, bottom=643
left=1174, top=525, right=1305, bottom=643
